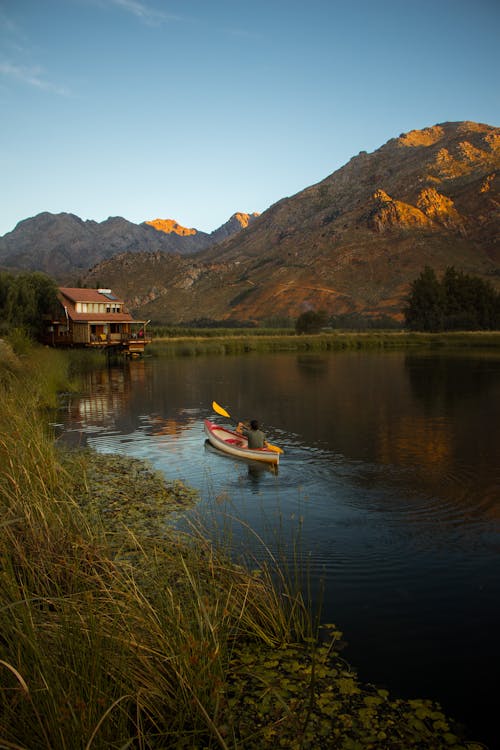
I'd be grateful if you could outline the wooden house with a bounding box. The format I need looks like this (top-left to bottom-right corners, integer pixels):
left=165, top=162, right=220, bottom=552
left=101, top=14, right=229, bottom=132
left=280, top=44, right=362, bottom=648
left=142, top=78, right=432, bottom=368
left=44, top=287, right=151, bottom=355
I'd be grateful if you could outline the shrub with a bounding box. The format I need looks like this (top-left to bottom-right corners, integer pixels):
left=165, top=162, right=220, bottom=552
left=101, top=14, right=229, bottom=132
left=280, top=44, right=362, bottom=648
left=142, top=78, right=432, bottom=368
left=295, top=309, right=329, bottom=334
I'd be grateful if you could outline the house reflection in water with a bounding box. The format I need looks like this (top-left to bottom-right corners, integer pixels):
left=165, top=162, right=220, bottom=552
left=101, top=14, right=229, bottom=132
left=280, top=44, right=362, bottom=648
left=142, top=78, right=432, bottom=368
left=64, top=362, right=197, bottom=443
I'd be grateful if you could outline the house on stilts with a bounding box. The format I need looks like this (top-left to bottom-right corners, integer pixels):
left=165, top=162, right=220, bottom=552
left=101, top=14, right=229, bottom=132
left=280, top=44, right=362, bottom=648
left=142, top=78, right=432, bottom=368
left=43, top=287, right=151, bottom=356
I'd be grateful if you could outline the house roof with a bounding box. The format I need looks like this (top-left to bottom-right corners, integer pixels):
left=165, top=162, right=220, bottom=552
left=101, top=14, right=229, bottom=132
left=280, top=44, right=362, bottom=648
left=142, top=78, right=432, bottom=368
left=64, top=312, right=134, bottom=323
left=59, top=287, right=126, bottom=304
left=58, top=287, right=134, bottom=323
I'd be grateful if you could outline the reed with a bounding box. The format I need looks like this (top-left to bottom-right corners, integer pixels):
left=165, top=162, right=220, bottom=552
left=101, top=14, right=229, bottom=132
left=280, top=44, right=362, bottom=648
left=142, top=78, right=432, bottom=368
left=0, top=350, right=313, bottom=749
left=150, top=326, right=293, bottom=339
left=65, top=347, right=110, bottom=376
left=148, top=330, right=500, bottom=358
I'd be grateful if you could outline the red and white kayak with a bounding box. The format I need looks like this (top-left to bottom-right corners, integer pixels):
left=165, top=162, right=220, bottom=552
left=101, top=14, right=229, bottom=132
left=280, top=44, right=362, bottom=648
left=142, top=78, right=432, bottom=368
left=204, top=419, right=280, bottom=465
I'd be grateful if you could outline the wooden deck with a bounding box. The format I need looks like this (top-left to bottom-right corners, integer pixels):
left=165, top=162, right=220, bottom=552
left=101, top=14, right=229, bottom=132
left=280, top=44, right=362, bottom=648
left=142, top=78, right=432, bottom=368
left=86, top=337, right=152, bottom=357
left=44, top=331, right=151, bottom=356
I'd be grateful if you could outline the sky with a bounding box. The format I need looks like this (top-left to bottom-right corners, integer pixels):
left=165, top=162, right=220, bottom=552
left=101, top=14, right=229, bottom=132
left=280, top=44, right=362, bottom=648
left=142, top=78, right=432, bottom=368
left=1, top=0, right=499, bottom=237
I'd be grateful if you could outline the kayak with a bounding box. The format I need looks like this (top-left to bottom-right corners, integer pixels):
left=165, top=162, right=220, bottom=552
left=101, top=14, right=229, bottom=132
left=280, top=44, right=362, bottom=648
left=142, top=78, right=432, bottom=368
left=204, top=419, right=280, bottom=465
left=203, top=419, right=280, bottom=465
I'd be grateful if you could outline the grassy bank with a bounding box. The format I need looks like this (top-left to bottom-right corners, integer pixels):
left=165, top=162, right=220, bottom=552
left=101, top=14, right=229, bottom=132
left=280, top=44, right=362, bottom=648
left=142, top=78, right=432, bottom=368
left=150, top=326, right=294, bottom=338
left=0, top=342, right=485, bottom=748
left=148, top=330, right=500, bottom=357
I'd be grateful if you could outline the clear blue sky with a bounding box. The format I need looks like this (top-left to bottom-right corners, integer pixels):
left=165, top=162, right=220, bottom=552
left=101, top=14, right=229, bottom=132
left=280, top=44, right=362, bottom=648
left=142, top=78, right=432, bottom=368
left=1, top=0, right=499, bottom=236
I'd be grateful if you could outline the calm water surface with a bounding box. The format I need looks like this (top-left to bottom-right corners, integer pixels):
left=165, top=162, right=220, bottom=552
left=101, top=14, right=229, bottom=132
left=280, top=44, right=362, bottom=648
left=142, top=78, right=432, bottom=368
left=58, top=350, right=500, bottom=747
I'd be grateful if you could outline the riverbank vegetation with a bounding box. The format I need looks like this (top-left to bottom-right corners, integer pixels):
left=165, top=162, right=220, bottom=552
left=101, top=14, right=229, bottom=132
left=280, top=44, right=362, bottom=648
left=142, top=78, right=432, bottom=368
left=148, top=330, right=500, bottom=358
left=149, top=312, right=402, bottom=336
left=0, top=343, right=486, bottom=748
left=0, top=271, right=59, bottom=338
left=405, top=267, right=500, bottom=332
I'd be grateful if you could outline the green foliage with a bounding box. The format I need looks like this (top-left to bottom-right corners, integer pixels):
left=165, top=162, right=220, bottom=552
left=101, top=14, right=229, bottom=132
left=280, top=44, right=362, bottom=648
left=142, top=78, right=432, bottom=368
left=405, top=266, right=500, bottom=332
left=225, top=633, right=476, bottom=748
left=329, top=313, right=403, bottom=330
left=7, top=326, right=33, bottom=355
left=0, top=339, right=22, bottom=384
left=261, top=315, right=295, bottom=328
left=0, top=271, right=60, bottom=338
left=150, top=324, right=291, bottom=338
left=184, top=317, right=257, bottom=329
left=148, top=331, right=500, bottom=358
left=442, top=266, right=500, bottom=330
left=295, top=309, right=329, bottom=334
left=404, top=266, right=445, bottom=332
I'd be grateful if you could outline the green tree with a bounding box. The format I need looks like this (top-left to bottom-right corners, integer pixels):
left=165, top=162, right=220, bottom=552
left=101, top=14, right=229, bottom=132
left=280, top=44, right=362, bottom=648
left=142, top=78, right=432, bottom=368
left=404, top=266, right=445, bottom=331
left=0, top=272, right=60, bottom=337
left=0, top=272, right=12, bottom=314
left=405, top=266, right=500, bottom=331
left=295, top=309, right=328, bottom=334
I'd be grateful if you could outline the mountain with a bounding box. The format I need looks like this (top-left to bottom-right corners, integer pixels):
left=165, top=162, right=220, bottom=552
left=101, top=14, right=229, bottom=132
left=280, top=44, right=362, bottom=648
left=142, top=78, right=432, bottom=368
left=144, top=219, right=198, bottom=236
left=0, top=211, right=259, bottom=279
left=82, top=121, right=500, bottom=324
left=144, top=212, right=260, bottom=244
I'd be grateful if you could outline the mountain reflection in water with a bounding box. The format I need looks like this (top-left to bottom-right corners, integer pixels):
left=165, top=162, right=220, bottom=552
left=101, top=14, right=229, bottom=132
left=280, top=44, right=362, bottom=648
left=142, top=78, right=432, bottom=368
left=58, top=350, right=500, bottom=748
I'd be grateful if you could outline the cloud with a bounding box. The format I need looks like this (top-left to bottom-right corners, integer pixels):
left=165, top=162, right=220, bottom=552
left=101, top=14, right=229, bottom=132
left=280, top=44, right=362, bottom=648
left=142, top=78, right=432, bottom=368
left=108, top=0, right=182, bottom=25
left=0, top=62, right=69, bottom=96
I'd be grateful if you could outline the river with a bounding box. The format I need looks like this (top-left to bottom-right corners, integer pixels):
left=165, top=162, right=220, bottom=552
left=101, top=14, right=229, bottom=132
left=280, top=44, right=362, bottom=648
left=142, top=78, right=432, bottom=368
left=57, top=348, right=500, bottom=747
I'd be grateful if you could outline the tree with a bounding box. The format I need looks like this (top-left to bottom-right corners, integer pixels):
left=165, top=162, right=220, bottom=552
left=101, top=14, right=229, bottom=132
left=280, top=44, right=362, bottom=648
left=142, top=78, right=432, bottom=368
left=0, top=272, right=60, bottom=337
left=404, top=267, right=444, bottom=332
left=405, top=266, right=500, bottom=331
left=295, top=309, right=328, bottom=334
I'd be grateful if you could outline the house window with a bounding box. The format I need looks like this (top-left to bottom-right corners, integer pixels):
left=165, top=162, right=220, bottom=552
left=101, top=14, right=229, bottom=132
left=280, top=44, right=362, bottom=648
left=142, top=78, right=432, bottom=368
left=82, top=303, right=88, bottom=313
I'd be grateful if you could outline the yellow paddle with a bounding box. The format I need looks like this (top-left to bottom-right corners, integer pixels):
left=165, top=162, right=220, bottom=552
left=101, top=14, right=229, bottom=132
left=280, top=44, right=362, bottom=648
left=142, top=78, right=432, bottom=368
left=212, top=401, right=284, bottom=454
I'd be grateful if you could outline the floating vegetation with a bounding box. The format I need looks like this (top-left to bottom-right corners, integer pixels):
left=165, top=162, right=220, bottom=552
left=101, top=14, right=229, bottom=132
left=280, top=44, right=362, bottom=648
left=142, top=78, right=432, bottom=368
left=225, top=630, right=484, bottom=749
left=65, top=449, right=199, bottom=537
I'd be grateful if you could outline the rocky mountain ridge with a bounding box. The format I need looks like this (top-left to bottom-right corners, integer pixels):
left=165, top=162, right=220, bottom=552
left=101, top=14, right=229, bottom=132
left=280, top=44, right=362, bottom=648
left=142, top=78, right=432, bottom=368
left=0, top=211, right=260, bottom=279
left=144, top=219, right=198, bottom=236
left=144, top=212, right=260, bottom=242
left=82, top=121, right=499, bottom=323
left=1, top=121, right=498, bottom=323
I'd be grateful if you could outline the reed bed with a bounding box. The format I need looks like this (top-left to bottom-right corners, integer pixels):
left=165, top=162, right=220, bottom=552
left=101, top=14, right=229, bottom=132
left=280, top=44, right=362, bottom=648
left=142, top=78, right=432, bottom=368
left=0, top=349, right=312, bottom=749
left=0, top=346, right=484, bottom=749
left=150, top=326, right=294, bottom=339
left=148, top=330, right=500, bottom=358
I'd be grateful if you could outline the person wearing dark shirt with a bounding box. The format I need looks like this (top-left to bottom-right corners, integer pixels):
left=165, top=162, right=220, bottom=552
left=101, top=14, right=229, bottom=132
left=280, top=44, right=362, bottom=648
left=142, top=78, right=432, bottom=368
left=237, top=419, right=266, bottom=449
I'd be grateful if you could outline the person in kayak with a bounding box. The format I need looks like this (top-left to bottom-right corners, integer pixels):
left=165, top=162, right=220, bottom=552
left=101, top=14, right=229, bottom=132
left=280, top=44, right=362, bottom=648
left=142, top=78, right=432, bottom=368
left=237, top=419, right=266, bottom=449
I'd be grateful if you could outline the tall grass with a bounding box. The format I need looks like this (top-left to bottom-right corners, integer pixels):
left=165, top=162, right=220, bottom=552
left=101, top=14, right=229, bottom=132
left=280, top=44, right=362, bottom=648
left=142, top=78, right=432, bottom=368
left=0, top=350, right=312, bottom=749
left=150, top=326, right=294, bottom=338
left=148, top=330, right=500, bottom=358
